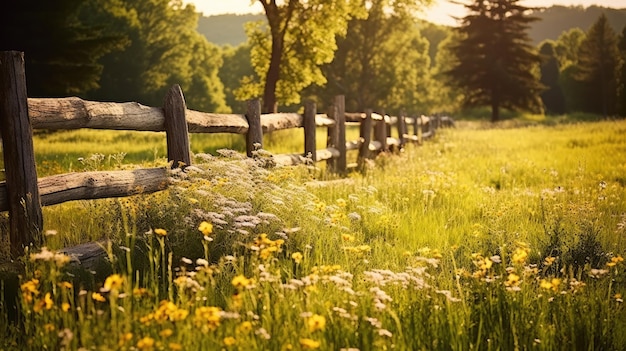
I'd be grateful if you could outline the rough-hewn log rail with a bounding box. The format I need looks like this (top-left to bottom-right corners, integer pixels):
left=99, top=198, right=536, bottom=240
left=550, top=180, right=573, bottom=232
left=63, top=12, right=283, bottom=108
left=0, top=168, right=169, bottom=212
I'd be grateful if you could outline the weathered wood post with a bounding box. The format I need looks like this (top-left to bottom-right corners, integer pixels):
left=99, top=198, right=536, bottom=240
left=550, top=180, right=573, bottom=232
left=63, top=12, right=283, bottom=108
left=397, top=110, right=408, bottom=148
left=358, top=109, right=373, bottom=169
left=303, top=100, right=317, bottom=163
left=163, top=84, right=191, bottom=169
left=413, top=114, right=420, bottom=137
left=335, top=95, right=347, bottom=174
left=0, top=51, right=43, bottom=259
left=245, top=99, right=263, bottom=157
left=326, top=104, right=338, bottom=172
left=374, top=111, right=387, bottom=152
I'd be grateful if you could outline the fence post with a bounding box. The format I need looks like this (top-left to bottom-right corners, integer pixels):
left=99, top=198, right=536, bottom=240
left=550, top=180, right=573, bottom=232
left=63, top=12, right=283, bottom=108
left=335, top=95, right=346, bottom=174
left=374, top=111, right=387, bottom=152
left=358, top=109, right=373, bottom=169
left=304, top=100, right=317, bottom=163
left=163, top=84, right=191, bottom=169
left=246, top=99, right=263, bottom=157
left=326, top=104, right=338, bottom=172
left=0, top=51, right=43, bottom=259
left=397, top=110, right=407, bottom=148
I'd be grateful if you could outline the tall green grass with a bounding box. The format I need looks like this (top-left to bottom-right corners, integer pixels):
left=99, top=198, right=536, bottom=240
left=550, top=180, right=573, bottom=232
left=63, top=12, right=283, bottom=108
left=1, top=120, right=625, bottom=350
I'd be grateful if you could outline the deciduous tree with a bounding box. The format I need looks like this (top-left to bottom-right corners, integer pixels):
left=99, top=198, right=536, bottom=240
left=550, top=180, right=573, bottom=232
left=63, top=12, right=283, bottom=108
left=446, top=0, right=543, bottom=122
left=539, top=41, right=565, bottom=114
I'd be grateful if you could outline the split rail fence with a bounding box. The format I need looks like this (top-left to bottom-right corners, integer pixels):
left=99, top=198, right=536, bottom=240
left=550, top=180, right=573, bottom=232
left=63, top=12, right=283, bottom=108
left=0, top=51, right=445, bottom=261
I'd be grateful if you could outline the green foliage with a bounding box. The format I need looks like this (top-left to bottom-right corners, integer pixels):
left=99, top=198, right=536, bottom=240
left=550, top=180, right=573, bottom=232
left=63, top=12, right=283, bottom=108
left=0, top=0, right=126, bottom=97
left=311, top=0, right=433, bottom=114
left=447, top=0, right=544, bottom=122
left=219, top=44, right=256, bottom=112
left=539, top=41, right=566, bottom=114
left=240, top=0, right=364, bottom=112
left=617, top=26, right=626, bottom=116
left=573, top=14, right=622, bottom=117
left=83, top=0, right=229, bottom=112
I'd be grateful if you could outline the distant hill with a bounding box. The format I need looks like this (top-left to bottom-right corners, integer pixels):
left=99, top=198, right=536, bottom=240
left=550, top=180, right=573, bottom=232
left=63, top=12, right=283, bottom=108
left=529, top=5, right=626, bottom=44
left=198, top=14, right=263, bottom=46
left=198, top=6, right=626, bottom=47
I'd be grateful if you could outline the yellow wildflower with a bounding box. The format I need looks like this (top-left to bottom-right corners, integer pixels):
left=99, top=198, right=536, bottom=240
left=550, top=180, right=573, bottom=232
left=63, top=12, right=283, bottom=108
left=292, top=252, right=303, bottom=264
left=159, top=329, right=174, bottom=338
left=44, top=292, right=54, bottom=310
left=58, top=281, right=73, bottom=289
left=505, top=273, right=521, bottom=287
left=232, top=275, right=252, bottom=290
left=198, top=221, right=213, bottom=236
left=300, top=338, right=321, bottom=349
left=118, top=332, right=133, bottom=347
left=607, top=256, right=624, bottom=267
left=223, top=337, right=237, bottom=346
left=154, top=228, right=167, bottom=237
left=137, top=336, right=155, bottom=350
left=512, top=248, right=529, bottom=264
left=342, top=234, right=355, bottom=242
left=307, top=314, right=326, bottom=332
left=21, top=279, right=40, bottom=303
left=103, top=274, right=124, bottom=293
left=237, top=321, right=253, bottom=334
left=92, top=292, right=106, bottom=302
left=61, top=302, right=71, bottom=312
left=194, top=306, right=222, bottom=332
left=544, top=256, right=556, bottom=266
left=169, top=343, right=183, bottom=351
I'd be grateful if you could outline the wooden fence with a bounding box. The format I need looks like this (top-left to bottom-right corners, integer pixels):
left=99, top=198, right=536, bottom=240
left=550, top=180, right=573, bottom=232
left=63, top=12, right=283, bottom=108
left=0, top=51, right=444, bottom=260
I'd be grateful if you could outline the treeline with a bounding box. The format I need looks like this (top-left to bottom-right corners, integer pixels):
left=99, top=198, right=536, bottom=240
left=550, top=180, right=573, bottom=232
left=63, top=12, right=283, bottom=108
left=0, top=0, right=624, bottom=119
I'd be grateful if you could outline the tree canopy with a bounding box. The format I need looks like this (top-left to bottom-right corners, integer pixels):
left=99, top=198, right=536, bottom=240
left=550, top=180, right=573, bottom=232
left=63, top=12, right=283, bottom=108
left=447, top=0, right=544, bottom=122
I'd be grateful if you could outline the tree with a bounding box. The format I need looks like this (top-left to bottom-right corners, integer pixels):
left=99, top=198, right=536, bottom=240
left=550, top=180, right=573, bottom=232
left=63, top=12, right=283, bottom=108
left=0, top=0, right=125, bottom=97
left=310, top=0, right=432, bottom=114
left=219, top=44, right=256, bottom=112
left=617, top=26, right=626, bottom=116
left=574, top=14, right=622, bottom=117
left=446, top=0, right=544, bottom=122
left=84, top=0, right=228, bottom=112
left=539, top=41, right=565, bottom=114
left=554, top=28, right=585, bottom=69
left=241, top=0, right=363, bottom=113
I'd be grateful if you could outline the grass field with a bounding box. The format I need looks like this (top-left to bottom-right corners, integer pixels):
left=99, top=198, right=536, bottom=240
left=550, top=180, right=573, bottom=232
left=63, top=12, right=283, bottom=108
left=1, top=118, right=625, bottom=350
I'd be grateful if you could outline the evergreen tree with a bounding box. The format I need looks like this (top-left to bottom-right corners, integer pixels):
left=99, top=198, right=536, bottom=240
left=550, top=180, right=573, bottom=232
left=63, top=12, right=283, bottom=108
left=446, top=0, right=543, bottom=122
left=0, top=0, right=125, bottom=97
left=539, top=41, right=566, bottom=114
left=574, top=14, right=622, bottom=117
left=618, top=26, right=626, bottom=116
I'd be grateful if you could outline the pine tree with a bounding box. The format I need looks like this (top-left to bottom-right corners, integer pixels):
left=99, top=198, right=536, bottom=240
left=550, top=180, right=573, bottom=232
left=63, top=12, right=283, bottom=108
left=617, top=26, right=626, bottom=116
left=574, top=14, right=622, bottom=117
left=447, top=0, right=543, bottom=122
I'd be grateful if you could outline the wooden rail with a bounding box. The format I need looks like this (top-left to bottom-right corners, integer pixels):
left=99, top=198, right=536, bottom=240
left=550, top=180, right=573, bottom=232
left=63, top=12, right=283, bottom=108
left=0, top=50, right=451, bottom=259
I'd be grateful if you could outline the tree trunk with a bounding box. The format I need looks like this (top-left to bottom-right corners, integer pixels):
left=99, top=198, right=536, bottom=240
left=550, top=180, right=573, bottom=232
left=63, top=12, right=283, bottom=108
left=263, top=35, right=282, bottom=113
left=491, top=101, right=500, bottom=122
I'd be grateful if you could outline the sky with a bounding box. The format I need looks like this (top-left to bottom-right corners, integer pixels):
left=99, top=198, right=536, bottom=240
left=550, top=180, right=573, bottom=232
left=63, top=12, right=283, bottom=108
left=187, top=0, right=626, bottom=26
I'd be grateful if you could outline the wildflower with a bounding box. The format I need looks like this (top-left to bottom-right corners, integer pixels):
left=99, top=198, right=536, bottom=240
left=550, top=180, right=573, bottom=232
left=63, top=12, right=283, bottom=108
left=62, top=302, right=71, bottom=312
left=159, top=329, right=174, bottom=338
left=169, top=343, right=183, bottom=351
left=342, top=234, right=355, bottom=242
left=237, top=321, right=253, bottom=334
left=223, top=337, right=237, bottom=346
left=607, top=256, right=624, bottom=267
left=505, top=273, right=521, bottom=287
left=118, top=332, right=133, bottom=347
left=232, top=275, right=252, bottom=290
left=589, top=269, right=609, bottom=278
left=58, top=281, right=73, bottom=289
left=198, top=221, right=213, bottom=236
left=103, top=274, right=124, bottom=293
left=307, top=314, right=326, bottom=332
left=292, top=252, right=303, bottom=264
left=154, top=228, right=167, bottom=237
left=21, top=279, right=40, bottom=303
left=336, top=198, right=347, bottom=208
left=137, top=336, right=155, bottom=350
left=300, top=338, right=321, bottom=349
left=194, top=306, right=222, bottom=332
left=92, top=292, right=106, bottom=302
left=44, top=292, right=54, bottom=309
left=615, top=293, right=623, bottom=303
left=544, top=256, right=556, bottom=266
left=540, top=278, right=561, bottom=292
left=512, top=247, right=529, bottom=264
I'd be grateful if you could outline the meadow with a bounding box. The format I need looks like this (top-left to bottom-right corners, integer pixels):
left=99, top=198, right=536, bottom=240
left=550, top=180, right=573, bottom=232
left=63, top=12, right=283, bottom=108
left=1, top=118, right=625, bottom=350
